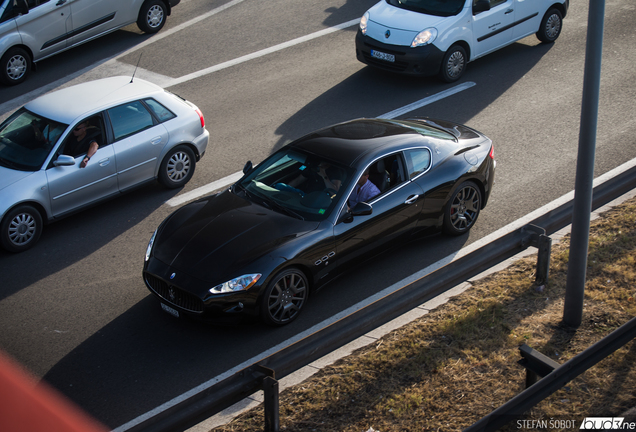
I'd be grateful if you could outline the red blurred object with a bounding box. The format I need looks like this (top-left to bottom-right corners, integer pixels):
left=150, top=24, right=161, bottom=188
left=0, top=350, right=109, bottom=432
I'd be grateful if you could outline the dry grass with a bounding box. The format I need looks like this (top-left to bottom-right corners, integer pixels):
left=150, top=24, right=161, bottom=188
left=213, top=197, right=636, bottom=432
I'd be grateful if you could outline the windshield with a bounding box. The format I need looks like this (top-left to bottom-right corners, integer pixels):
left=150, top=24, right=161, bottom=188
left=385, top=0, right=466, bottom=16
left=237, top=149, right=354, bottom=222
left=0, top=108, right=68, bottom=171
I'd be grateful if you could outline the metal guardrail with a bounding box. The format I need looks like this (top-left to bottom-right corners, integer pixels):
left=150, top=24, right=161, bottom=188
left=464, top=316, right=636, bottom=432
left=127, top=162, right=636, bottom=432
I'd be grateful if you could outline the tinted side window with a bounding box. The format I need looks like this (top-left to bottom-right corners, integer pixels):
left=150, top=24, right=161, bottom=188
left=144, top=98, right=176, bottom=122
left=107, top=101, right=155, bottom=141
left=404, top=149, right=431, bottom=179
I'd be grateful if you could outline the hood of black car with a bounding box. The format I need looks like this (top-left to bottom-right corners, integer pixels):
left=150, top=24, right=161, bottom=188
left=154, top=190, right=319, bottom=281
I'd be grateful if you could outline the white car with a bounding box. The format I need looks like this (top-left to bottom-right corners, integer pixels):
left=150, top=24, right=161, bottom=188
left=0, top=0, right=180, bottom=85
left=0, top=76, right=209, bottom=253
left=355, top=0, right=569, bottom=82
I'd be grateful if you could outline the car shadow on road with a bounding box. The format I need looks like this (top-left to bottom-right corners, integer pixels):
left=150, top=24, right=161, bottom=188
left=0, top=182, right=180, bottom=302
left=268, top=36, right=556, bottom=154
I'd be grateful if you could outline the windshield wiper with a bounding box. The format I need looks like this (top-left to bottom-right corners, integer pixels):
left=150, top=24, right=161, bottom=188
left=261, top=197, right=305, bottom=220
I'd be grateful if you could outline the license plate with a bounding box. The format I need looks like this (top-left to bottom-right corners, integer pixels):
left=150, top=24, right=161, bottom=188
left=371, top=49, right=395, bottom=63
left=161, top=303, right=180, bottom=318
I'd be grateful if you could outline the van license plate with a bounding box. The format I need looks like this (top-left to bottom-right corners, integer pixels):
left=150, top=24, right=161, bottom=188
left=161, top=303, right=180, bottom=318
left=371, top=50, right=395, bottom=63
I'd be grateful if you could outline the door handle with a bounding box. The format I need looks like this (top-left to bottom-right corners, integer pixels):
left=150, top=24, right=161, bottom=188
left=404, top=194, right=419, bottom=205
left=151, top=136, right=162, bottom=145
left=505, top=8, right=514, bottom=14
left=56, top=0, right=67, bottom=5
left=98, top=158, right=110, bottom=167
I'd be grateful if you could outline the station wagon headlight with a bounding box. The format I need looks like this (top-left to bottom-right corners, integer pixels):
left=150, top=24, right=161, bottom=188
left=210, top=274, right=262, bottom=294
left=360, top=12, right=369, bottom=35
left=411, top=27, right=438, bottom=47
left=145, top=229, right=157, bottom=262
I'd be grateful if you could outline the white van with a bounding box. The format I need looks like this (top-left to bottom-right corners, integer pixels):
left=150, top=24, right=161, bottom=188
left=0, top=0, right=180, bottom=86
left=355, top=0, right=569, bottom=82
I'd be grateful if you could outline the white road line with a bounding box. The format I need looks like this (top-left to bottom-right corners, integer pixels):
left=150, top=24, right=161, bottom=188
left=165, top=81, right=477, bottom=207
left=164, top=19, right=360, bottom=87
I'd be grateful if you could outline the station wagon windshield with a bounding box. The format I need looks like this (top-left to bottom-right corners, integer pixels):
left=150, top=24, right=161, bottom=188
left=236, top=149, right=354, bottom=222
left=0, top=108, right=67, bottom=171
left=386, top=0, right=465, bottom=16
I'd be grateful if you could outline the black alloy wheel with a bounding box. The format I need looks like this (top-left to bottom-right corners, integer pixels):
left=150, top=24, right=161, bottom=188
left=261, top=268, right=308, bottom=326
left=443, top=181, right=482, bottom=235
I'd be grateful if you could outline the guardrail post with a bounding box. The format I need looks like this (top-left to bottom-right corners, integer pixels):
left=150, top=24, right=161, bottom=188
left=521, top=225, right=552, bottom=286
left=535, top=234, right=551, bottom=286
left=259, top=365, right=279, bottom=432
left=517, top=344, right=560, bottom=389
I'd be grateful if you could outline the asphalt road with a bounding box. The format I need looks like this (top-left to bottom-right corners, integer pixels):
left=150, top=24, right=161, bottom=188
left=1, top=0, right=635, bottom=429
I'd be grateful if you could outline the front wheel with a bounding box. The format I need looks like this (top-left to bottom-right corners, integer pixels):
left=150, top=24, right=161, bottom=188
left=536, top=8, right=563, bottom=43
left=137, top=0, right=167, bottom=33
left=1, top=205, right=43, bottom=253
left=158, top=145, right=196, bottom=188
left=0, top=47, right=31, bottom=86
left=261, top=268, right=308, bottom=326
left=443, top=181, right=482, bottom=236
left=439, top=45, right=467, bottom=83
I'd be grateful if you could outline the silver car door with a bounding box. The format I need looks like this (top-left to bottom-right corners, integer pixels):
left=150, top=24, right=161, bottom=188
left=14, top=0, right=71, bottom=60
left=45, top=145, right=118, bottom=217
left=67, top=0, right=121, bottom=46
left=107, top=101, right=169, bottom=191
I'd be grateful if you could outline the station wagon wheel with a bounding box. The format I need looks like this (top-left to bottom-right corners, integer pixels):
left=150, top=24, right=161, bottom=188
left=443, top=181, right=481, bottom=236
left=0, top=47, right=31, bottom=86
left=159, top=145, right=196, bottom=188
left=1, top=205, right=43, bottom=253
left=137, top=0, right=167, bottom=33
left=439, top=45, right=467, bottom=83
left=261, top=268, right=308, bottom=326
left=536, top=8, right=563, bottom=43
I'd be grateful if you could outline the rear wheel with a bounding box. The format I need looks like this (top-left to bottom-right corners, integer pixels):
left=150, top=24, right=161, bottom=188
left=443, top=181, right=481, bottom=236
left=261, top=268, right=308, bottom=326
left=0, top=47, right=31, bottom=86
left=137, top=0, right=167, bottom=33
left=439, top=45, right=466, bottom=83
left=1, top=205, right=43, bottom=253
left=158, top=145, right=196, bottom=188
left=536, top=8, right=563, bottom=43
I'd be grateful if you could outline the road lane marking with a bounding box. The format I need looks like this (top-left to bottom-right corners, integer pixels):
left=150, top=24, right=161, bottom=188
left=164, top=19, right=360, bottom=87
left=165, top=82, right=477, bottom=207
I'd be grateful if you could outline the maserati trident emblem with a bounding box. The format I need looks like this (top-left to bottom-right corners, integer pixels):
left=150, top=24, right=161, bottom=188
left=170, top=272, right=176, bottom=280
left=168, top=288, right=176, bottom=301
left=385, top=30, right=391, bottom=39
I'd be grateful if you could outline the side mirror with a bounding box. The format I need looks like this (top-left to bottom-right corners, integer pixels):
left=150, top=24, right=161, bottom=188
left=473, top=0, right=490, bottom=14
left=350, top=202, right=373, bottom=217
left=53, top=155, right=75, bottom=167
left=13, top=0, right=29, bottom=16
left=243, top=160, right=253, bottom=175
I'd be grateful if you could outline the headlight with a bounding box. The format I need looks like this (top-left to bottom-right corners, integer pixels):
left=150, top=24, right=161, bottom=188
left=210, top=274, right=262, bottom=294
left=145, top=229, right=157, bottom=262
left=411, top=28, right=438, bottom=47
left=360, top=12, right=369, bottom=35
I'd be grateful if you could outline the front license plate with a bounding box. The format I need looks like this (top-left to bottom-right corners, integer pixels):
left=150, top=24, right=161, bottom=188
left=161, top=303, right=180, bottom=318
left=371, top=49, right=395, bottom=63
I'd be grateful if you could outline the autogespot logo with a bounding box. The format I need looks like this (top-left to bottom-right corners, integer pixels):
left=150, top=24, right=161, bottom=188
left=580, top=418, right=635, bottom=430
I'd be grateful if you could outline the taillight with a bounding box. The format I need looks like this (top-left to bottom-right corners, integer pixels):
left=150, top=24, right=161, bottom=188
left=195, top=108, right=205, bottom=128
left=488, top=144, right=494, bottom=160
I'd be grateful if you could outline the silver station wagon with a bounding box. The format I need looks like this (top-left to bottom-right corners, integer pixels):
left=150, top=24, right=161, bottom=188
left=0, top=0, right=180, bottom=85
left=0, top=76, right=209, bottom=253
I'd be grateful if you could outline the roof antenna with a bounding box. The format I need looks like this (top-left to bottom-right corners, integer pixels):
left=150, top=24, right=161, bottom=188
left=131, top=53, right=143, bottom=83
